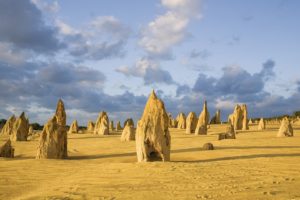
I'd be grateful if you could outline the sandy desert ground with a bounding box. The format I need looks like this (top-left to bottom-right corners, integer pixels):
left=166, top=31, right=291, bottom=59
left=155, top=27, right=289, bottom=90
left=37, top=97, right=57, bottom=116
left=1, top=123, right=300, bottom=200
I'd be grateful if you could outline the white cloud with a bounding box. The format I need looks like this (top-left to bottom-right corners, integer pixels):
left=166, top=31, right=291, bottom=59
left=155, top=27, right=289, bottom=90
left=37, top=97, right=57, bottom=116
left=56, top=20, right=77, bottom=35
left=215, top=99, right=238, bottom=110
left=161, top=0, right=202, bottom=18
left=139, top=0, right=201, bottom=57
left=116, top=58, right=158, bottom=77
left=116, top=58, right=175, bottom=85
left=31, top=0, right=60, bottom=13
left=55, top=16, right=131, bottom=60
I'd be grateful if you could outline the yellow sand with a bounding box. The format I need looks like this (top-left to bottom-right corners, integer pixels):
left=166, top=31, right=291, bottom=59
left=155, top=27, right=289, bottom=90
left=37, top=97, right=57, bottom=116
left=1, top=123, right=300, bottom=200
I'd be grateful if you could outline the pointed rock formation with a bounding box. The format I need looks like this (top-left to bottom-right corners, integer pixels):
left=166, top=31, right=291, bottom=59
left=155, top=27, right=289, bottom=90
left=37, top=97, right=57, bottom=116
left=136, top=90, right=171, bottom=162
left=36, top=116, right=67, bottom=159
left=241, top=104, right=249, bottom=130
left=258, top=118, right=266, bottom=130
left=177, top=113, right=186, bottom=129
left=195, top=101, right=210, bottom=135
left=277, top=117, right=293, bottom=137
left=0, top=115, right=16, bottom=136
left=228, top=105, right=243, bottom=130
left=116, top=121, right=122, bottom=131
left=121, top=121, right=135, bottom=141
left=0, top=139, right=14, bottom=158
left=55, top=99, right=67, bottom=157
left=123, top=118, right=134, bottom=128
left=55, top=99, right=66, bottom=127
left=210, top=110, right=221, bottom=124
left=109, top=121, right=114, bottom=131
left=218, top=124, right=236, bottom=140
left=94, top=112, right=109, bottom=135
left=249, top=118, right=253, bottom=125
left=68, top=120, right=79, bottom=134
left=168, top=113, right=174, bottom=128
left=87, top=121, right=95, bottom=132
left=186, top=112, right=198, bottom=134
left=10, top=112, right=29, bottom=141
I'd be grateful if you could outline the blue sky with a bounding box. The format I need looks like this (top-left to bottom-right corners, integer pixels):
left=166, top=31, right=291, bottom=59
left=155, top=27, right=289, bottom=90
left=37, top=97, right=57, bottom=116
left=0, top=0, right=299, bottom=125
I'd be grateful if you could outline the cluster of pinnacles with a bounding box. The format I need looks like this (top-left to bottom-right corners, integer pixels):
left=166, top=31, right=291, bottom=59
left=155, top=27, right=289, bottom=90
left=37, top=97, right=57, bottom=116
left=0, top=89, right=297, bottom=161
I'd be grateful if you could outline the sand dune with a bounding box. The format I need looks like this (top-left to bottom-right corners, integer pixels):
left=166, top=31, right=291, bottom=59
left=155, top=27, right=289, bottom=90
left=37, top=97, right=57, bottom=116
left=1, top=123, right=300, bottom=200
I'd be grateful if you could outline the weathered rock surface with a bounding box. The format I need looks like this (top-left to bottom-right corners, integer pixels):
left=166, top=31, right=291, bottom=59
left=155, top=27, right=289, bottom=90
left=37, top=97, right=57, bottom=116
left=195, top=101, right=210, bottom=135
left=123, top=118, right=134, bottom=128
left=241, top=104, right=249, bottom=130
left=0, top=115, right=16, bottom=136
left=94, top=112, right=109, bottom=135
left=186, top=112, right=197, bottom=134
left=10, top=112, right=29, bottom=141
left=0, top=139, right=14, bottom=158
left=176, top=113, right=186, bottom=129
left=36, top=116, right=67, bottom=159
left=277, top=117, right=293, bottom=137
left=228, top=105, right=243, bottom=131
left=136, top=90, right=171, bottom=162
left=258, top=118, right=266, bottom=130
left=218, top=124, right=236, bottom=140
left=68, top=120, right=79, bottom=134
left=203, top=143, right=214, bottom=150
left=55, top=99, right=67, bottom=157
left=87, top=121, right=95, bottom=132
left=121, top=122, right=135, bottom=141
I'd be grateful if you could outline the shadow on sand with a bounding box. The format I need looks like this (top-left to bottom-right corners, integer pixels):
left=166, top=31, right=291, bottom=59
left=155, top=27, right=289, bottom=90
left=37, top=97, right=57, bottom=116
left=174, top=153, right=300, bottom=163
left=68, top=152, right=136, bottom=160
left=67, top=145, right=300, bottom=160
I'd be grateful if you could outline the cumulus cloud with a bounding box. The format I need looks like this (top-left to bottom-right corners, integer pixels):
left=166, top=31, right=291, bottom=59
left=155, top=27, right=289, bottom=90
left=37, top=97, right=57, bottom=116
left=0, top=0, right=64, bottom=53
left=139, top=0, right=201, bottom=58
left=57, top=16, right=131, bottom=60
left=192, top=60, right=276, bottom=97
left=116, top=58, right=176, bottom=85
left=31, top=0, right=60, bottom=13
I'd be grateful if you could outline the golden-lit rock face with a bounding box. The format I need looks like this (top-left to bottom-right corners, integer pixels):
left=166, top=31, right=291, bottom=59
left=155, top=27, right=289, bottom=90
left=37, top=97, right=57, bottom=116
left=55, top=99, right=66, bottom=127
left=120, top=121, right=135, bottom=142
left=10, top=112, right=29, bottom=141
left=177, top=112, right=186, bottom=129
left=87, top=121, right=95, bottom=132
left=258, top=118, right=266, bottom=130
left=228, top=104, right=243, bottom=131
left=186, top=112, right=197, bottom=134
left=68, top=120, right=79, bottom=134
left=0, top=115, right=16, bottom=136
left=36, top=116, right=67, bottom=159
left=55, top=99, right=67, bottom=158
left=195, top=101, right=210, bottom=135
left=241, top=104, right=249, bottom=130
left=94, top=112, right=109, bottom=135
left=277, top=117, right=293, bottom=137
left=135, top=90, right=171, bottom=162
